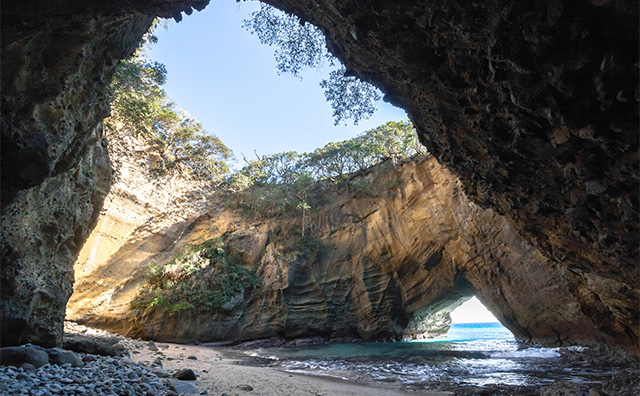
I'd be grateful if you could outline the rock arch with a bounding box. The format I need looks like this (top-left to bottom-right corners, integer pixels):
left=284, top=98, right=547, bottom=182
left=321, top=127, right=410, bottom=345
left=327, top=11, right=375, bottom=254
left=2, top=0, right=637, bottom=352
left=67, top=157, right=636, bottom=352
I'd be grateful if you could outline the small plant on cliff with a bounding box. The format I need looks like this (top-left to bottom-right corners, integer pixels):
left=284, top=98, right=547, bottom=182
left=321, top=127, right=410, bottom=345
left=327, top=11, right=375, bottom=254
left=270, top=232, right=325, bottom=263
left=131, top=238, right=260, bottom=314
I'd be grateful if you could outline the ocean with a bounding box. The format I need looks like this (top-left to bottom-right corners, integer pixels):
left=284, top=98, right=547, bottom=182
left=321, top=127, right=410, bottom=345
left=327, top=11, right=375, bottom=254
left=242, top=323, right=620, bottom=394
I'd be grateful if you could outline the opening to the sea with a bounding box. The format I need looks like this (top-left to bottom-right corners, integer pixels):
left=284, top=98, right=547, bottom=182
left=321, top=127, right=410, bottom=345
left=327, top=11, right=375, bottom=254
left=241, top=296, right=615, bottom=394
left=419, top=296, right=512, bottom=344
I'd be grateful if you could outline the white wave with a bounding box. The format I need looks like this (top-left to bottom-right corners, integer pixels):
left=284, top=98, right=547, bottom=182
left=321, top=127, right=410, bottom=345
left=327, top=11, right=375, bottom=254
left=490, top=348, right=561, bottom=358
left=565, top=346, right=588, bottom=352
left=248, top=351, right=280, bottom=360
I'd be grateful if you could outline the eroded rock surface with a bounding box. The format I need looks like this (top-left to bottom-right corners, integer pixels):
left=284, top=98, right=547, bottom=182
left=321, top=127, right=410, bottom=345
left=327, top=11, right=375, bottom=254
left=263, top=0, right=639, bottom=349
left=1, top=5, right=153, bottom=347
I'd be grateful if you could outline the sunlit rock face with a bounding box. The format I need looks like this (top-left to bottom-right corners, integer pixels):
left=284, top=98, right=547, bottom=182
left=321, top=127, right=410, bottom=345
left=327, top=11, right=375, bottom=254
left=2, top=0, right=637, bottom=352
left=68, top=156, right=635, bottom=350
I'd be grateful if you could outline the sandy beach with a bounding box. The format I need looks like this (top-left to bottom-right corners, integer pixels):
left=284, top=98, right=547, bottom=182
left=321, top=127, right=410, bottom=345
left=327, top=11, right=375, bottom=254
left=128, top=340, right=452, bottom=396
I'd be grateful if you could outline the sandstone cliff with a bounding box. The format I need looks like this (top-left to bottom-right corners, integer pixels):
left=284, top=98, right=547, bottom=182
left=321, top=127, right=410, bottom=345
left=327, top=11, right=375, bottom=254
left=67, top=155, right=635, bottom=351
left=2, top=0, right=637, bottom=352
left=67, top=126, right=216, bottom=315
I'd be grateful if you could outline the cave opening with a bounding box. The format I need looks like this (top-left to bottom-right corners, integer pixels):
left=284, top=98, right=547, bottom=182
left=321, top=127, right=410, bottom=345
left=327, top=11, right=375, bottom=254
left=143, top=0, right=408, bottom=166
left=437, top=297, right=514, bottom=343
left=3, top=0, right=638, bottom=393
left=450, top=296, right=499, bottom=325
left=404, top=289, right=514, bottom=343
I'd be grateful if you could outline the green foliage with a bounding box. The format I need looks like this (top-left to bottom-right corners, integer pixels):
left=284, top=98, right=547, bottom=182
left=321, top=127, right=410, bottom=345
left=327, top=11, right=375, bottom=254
left=106, top=23, right=233, bottom=180
left=242, top=4, right=331, bottom=77
left=223, top=120, right=424, bottom=221
left=320, top=67, right=381, bottom=125
left=351, top=120, right=426, bottom=166
left=170, top=301, right=196, bottom=313
left=302, top=120, right=424, bottom=181
left=271, top=232, right=325, bottom=263
left=131, top=238, right=261, bottom=314
left=384, top=179, right=402, bottom=190
left=243, top=3, right=381, bottom=125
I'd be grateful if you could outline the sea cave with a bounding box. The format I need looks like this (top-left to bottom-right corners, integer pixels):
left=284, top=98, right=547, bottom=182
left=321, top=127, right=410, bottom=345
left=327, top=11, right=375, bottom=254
left=1, top=0, right=638, bottom=394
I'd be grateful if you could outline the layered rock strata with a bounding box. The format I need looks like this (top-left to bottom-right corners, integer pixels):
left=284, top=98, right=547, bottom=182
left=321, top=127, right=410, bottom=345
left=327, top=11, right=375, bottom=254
left=68, top=156, right=635, bottom=350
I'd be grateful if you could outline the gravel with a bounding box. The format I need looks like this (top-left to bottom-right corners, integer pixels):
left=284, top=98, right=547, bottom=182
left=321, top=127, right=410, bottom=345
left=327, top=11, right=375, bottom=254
left=0, top=322, right=200, bottom=396
left=0, top=354, right=181, bottom=396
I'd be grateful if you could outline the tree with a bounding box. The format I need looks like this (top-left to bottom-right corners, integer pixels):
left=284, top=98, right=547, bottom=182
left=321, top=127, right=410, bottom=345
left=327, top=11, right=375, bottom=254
left=242, top=3, right=331, bottom=77
left=243, top=3, right=382, bottom=125
left=105, top=25, right=233, bottom=181
left=320, top=67, right=381, bottom=125
left=355, top=121, right=425, bottom=166
left=293, top=172, right=314, bottom=235
left=223, top=120, right=425, bottom=221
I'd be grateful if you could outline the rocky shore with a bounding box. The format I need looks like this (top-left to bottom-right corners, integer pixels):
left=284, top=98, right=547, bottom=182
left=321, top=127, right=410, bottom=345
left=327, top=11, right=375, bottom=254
left=0, top=323, right=202, bottom=396
left=2, top=322, right=639, bottom=396
left=1, top=323, right=446, bottom=396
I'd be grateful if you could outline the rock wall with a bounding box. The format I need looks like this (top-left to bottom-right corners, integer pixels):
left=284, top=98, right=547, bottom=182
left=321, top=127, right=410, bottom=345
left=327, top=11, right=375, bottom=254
left=1, top=142, right=110, bottom=347
left=68, top=156, right=636, bottom=351
left=72, top=129, right=215, bottom=284
left=0, top=9, right=152, bottom=347
left=1, top=0, right=206, bottom=347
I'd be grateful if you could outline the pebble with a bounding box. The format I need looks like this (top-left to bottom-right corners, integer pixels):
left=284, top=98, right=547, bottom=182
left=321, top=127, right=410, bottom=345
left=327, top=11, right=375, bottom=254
left=0, top=350, right=176, bottom=396
left=16, top=373, right=30, bottom=381
left=0, top=322, right=251, bottom=396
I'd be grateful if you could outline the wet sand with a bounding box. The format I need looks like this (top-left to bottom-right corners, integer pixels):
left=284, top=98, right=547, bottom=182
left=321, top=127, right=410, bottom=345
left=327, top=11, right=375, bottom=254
left=129, top=340, right=452, bottom=396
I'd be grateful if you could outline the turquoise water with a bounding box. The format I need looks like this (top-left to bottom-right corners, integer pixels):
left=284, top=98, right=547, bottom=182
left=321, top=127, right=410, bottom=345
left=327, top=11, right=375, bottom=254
left=245, top=323, right=615, bottom=394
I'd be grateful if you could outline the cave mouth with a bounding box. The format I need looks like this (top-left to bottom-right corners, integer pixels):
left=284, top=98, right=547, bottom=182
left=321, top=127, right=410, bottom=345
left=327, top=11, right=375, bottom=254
left=433, top=297, right=516, bottom=343
left=142, top=0, right=408, bottom=163
left=403, top=294, right=513, bottom=343
left=450, top=297, right=499, bottom=325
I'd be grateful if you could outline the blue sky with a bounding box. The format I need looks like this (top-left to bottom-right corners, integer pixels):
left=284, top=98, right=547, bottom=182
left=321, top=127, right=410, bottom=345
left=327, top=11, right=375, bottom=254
left=450, top=297, right=498, bottom=324
left=146, top=0, right=407, bottom=167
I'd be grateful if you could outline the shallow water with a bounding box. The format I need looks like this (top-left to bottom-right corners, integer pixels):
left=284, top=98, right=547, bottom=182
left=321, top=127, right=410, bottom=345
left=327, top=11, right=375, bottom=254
left=242, top=323, right=621, bottom=394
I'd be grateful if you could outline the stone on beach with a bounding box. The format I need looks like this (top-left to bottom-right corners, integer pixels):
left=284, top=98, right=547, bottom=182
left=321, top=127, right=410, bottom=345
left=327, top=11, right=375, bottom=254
left=0, top=345, right=49, bottom=368
left=173, top=368, right=197, bottom=380
left=46, top=347, right=83, bottom=367
left=171, top=380, right=199, bottom=394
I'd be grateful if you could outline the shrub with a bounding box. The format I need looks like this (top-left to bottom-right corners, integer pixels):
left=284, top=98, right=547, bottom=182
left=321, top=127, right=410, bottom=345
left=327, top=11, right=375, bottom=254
left=131, top=238, right=260, bottom=314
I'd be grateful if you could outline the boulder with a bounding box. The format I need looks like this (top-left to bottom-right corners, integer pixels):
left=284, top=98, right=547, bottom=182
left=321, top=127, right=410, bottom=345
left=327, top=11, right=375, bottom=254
left=63, top=335, right=125, bottom=356
left=171, top=380, right=198, bottom=394
left=46, top=347, right=83, bottom=367
left=173, top=368, right=197, bottom=380
left=0, top=345, right=49, bottom=368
